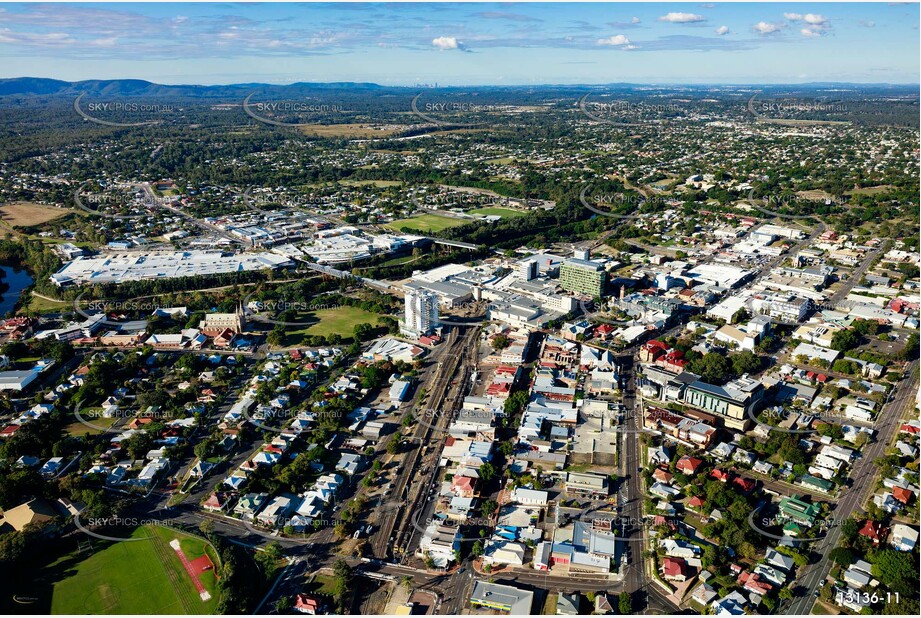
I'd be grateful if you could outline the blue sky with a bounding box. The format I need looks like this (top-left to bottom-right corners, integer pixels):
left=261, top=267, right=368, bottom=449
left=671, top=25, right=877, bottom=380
left=0, top=2, right=917, bottom=85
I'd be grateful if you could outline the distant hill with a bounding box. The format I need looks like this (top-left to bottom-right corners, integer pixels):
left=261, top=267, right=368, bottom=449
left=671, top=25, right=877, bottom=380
left=0, top=77, right=387, bottom=98
left=0, top=77, right=916, bottom=99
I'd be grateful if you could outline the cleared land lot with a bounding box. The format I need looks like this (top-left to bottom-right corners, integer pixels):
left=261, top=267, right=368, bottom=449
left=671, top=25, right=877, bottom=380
left=0, top=202, right=75, bottom=226
left=296, top=123, right=400, bottom=138
left=338, top=179, right=403, bottom=188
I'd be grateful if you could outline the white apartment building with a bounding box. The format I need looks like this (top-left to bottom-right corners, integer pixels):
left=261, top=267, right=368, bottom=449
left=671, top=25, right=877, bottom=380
left=400, top=290, right=439, bottom=338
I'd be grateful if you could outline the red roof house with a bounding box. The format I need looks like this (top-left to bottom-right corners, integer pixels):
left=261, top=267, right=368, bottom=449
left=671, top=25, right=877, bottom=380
left=662, top=557, right=688, bottom=581
left=732, top=476, right=756, bottom=493
left=451, top=475, right=477, bottom=497
left=595, top=323, right=616, bottom=338
left=738, top=571, right=773, bottom=596
left=676, top=456, right=704, bottom=475
left=640, top=340, right=669, bottom=363
left=710, top=468, right=731, bottom=483
left=203, top=492, right=230, bottom=512
left=892, top=486, right=913, bottom=505
left=858, top=520, right=889, bottom=544
left=213, top=328, right=237, bottom=348
left=658, top=350, right=688, bottom=373
left=295, top=594, right=322, bottom=614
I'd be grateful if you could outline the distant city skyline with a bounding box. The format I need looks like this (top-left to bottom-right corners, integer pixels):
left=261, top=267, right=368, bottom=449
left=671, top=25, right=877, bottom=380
left=0, top=2, right=917, bottom=85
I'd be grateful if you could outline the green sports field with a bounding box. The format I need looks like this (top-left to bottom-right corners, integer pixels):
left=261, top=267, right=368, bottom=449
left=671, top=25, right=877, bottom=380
left=280, top=305, right=384, bottom=346
left=385, top=213, right=468, bottom=233
left=45, top=525, right=220, bottom=615
left=467, top=207, right=526, bottom=218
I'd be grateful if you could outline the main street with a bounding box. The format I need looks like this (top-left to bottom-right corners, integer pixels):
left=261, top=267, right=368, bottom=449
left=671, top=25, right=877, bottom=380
left=784, top=359, right=919, bottom=615
left=619, top=354, right=649, bottom=607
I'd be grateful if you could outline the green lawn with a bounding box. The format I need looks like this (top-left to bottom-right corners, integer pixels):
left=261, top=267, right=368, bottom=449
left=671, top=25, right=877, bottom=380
left=22, top=292, right=70, bottom=314
left=281, top=306, right=383, bottom=345
left=308, top=574, right=339, bottom=596
left=385, top=213, right=468, bottom=233
left=468, top=207, right=526, bottom=218
left=63, top=411, right=118, bottom=436
left=366, top=254, right=417, bottom=269
left=339, top=179, right=403, bottom=188
left=46, top=525, right=219, bottom=615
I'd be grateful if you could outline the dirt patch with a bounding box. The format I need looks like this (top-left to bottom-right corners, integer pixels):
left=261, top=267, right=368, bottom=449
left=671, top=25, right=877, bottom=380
left=296, top=124, right=400, bottom=138
left=0, top=202, right=75, bottom=227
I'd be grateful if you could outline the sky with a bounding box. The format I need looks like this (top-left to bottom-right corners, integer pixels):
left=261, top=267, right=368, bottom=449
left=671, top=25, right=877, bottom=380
left=0, top=2, right=917, bottom=85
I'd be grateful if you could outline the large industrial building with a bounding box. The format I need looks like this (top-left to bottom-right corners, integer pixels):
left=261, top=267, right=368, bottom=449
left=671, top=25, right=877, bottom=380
left=50, top=250, right=293, bottom=286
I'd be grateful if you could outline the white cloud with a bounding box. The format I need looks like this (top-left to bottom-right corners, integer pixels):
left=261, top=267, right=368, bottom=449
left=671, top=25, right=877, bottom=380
left=631, top=17, right=641, bottom=24
left=860, top=20, right=876, bottom=28
left=597, top=34, right=630, bottom=46
left=658, top=12, right=706, bottom=24
left=801, top=26, right=827, bottom=37
left=786, top=13, right=828, bottom=26
left=752, top=21, right=782, bottom=35
left=432, top=36, right=459, bottom=50
left=715, top=25, right=729, bottom=36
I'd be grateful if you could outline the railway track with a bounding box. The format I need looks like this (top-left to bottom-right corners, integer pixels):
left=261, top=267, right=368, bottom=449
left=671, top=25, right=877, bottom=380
left=370, top=326, right=478, bottom=559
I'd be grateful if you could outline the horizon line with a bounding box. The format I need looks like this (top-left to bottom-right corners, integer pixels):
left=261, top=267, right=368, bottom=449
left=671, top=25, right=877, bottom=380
left=2, top=76, right=920, bottom=89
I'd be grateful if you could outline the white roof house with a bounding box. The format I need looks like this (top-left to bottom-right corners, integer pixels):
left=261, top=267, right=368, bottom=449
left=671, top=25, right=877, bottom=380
left=511, top=487, right=549, bottom=506
left=482, top=539, right=526, bottom=566
left=791, top=342, right=839, bottom=365
left=890, top=524, right=919, bottom=552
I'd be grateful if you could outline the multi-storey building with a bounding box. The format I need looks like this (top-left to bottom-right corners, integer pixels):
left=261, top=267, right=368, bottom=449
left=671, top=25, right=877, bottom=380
left=400, top=290, right=439, bottom=338
left=559, top=258, right=607, bottom=297
left=682, top=375, right=764, bottom=430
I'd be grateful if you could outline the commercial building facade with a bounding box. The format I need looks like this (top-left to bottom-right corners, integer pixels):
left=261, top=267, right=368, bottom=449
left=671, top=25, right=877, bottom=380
left=559, top=259, right=606, bottom=297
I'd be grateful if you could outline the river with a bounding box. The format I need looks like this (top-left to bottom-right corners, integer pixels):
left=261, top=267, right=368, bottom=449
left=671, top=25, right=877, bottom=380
left=0, top=265, right=34, bottom=317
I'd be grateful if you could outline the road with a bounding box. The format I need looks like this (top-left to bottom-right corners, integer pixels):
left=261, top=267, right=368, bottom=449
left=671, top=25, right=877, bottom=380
left=784, top=359, right=918, bottom=615
left=618, top=354, right=648, bottom=607
left=615, top=355, right=685, bottom=613
left=827, top=243, right=885, bottom=308
left=136, top=182, right=248, bottom=246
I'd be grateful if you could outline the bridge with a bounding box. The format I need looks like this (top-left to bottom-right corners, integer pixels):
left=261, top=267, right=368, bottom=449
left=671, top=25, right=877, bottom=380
left=302, top=261, right=399, bottom=294
left=429, top=238, right=479, bottom=251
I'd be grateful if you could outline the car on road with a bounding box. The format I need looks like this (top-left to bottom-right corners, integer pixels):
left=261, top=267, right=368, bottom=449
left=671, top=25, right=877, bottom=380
left=457, top=568, right=466, bottom=574
left=814, top=589, right=821, bottom=598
